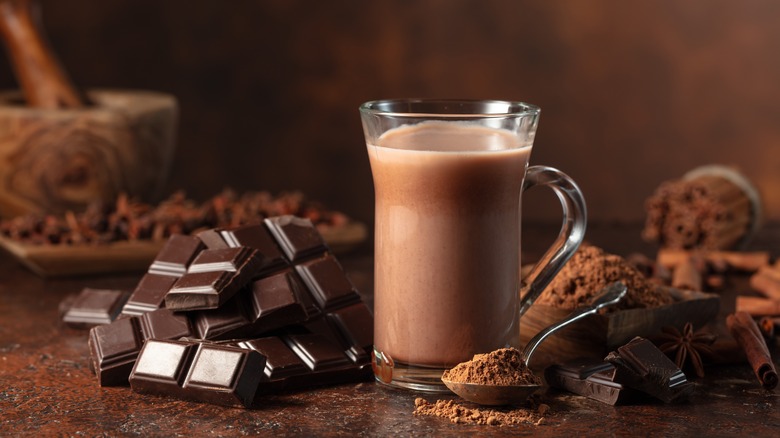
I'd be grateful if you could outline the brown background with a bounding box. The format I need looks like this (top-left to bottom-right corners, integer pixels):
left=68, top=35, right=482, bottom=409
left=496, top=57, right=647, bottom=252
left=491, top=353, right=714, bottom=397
left=1, top=0, right=778, bottom=227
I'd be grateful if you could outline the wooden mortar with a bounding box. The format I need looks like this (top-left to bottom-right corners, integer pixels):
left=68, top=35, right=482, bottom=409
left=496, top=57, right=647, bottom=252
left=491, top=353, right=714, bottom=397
left=0, top=0, right=178, bottom=217
left=0, top=89, right=177, bottom=217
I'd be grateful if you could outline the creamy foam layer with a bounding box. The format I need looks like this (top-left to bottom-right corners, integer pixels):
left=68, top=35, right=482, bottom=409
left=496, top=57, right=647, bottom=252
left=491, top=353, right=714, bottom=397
left=368, top=121, right=531, bottom=367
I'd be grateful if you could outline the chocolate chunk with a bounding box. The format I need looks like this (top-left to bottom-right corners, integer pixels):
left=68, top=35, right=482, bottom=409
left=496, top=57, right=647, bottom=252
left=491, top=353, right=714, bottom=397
left=264, top=216, right=327, bottom=261
left=192, top=294, right=252, bottom=340
left=148, top=234, right=205, bottom=276
left=195, top=228, right=230, bottom=249
left=247, top=270, right=309, bottom=332
left=220, top=224, right=286, bottom=271
left=191, top=271, right=310, bottom=340
left=165, top=248, right=262, bottom=310
left=240, top=337, right=308, bottom=380
left=545, top=359, right=645, bottom=405
left=62, top=288, right=129, bottom=328
left=88, top=317, right=144, bottom=386
left=130, top=339, right=266, bottom=408
left=325, top=302, right=374, bottom=362
left=606, top=337, right=694, bottom=403
left=88, top=308, right=195, bottom=386
left=121, top=273, right=177, bottom=316
left=165, top=271, right=236, bottom=310
left=295, top=255, right=360, bottom=311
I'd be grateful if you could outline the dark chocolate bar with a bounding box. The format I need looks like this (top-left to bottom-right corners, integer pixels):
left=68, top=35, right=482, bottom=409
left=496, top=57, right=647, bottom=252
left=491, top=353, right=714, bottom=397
left=545, top=359, right=645, bottom=405
left=121, top=273, right=177, bottom=316
left=130, top=339, right=266, bottom=408
left=88, top=308, right=195, bottom=386
left=264, top=216, right=327, bottom=261
left=605, top=337, right=694, bottom=403
left=148, top=234, right=204, bottom=276
left=62, top=288, right=129, bottom=328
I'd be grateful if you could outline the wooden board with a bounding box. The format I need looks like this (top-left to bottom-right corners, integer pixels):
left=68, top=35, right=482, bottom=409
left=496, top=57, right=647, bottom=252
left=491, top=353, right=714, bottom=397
left=519, top=287, right=721, bottom=368
left=0, top=221, right=368, bottom=277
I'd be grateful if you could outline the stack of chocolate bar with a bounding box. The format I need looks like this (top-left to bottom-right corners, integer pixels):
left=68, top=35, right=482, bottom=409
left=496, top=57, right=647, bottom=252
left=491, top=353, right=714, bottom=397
left=545, top=337, right=694, bottom=405
left=82, top=216, right=373, bottom=408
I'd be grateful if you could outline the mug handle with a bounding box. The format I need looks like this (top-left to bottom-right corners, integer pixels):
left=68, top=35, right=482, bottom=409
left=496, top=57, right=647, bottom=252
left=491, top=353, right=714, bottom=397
left=517, top=166, right=587, bottom=318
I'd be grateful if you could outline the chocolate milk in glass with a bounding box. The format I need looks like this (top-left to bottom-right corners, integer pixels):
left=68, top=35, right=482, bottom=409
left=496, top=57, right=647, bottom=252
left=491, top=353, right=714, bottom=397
left=368, top=121, right=532, bottom=367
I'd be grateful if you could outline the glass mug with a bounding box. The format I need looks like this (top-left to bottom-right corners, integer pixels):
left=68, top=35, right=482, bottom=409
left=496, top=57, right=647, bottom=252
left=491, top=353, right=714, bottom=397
left=360, top=99, right=587, bottom=392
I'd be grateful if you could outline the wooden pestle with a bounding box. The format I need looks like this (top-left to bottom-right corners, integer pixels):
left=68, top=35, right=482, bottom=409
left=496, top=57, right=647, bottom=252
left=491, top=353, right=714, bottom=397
left=0, top=0, right=84, bottom=108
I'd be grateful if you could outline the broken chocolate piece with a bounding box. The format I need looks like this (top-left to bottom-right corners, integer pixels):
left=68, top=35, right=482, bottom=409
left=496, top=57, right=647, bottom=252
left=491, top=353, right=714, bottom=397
left=121, top=273, right=177, bottom=316
left=220, top=224, right=286, bottom=271
left=606, top=337, right=694, bottom=403
left=264, top=215, right=327, bottom=261
left=130, top=339, right=266, bottom=408
left=148, top=234, right=204, bottom=276
left=62, top=288, right=129, bottom=328
left=88, top=308, right=195, bottom=386
left=295, top=255, right=360, bottom=312
left=545, top=359, right=645, bottom=405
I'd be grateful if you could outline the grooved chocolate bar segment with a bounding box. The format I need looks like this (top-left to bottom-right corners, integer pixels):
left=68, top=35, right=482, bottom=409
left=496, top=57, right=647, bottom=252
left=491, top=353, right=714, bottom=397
left=545, top=360, right=643, bottom=405
left=286, top=333, right=351, bottom=371
left=195, top=228, right=229, bottom=249
left=165, top=248, right=263, bottom=311
left=62, top=288, right=129, bottom=328
left=247, top=270, right=309, bottom=331
left=148, top=234, right=204, bottom=276
left=130, top=339, right=266, bottom=408
left=138, top=308, right=195, bottom=340
left=264, top=216, right=327, bottom=261
left=192, top=294, right=252, bottom=340
left=239, top=337, right=308, bottom=380
left=131, top=339, right=195, bottom=392
left=295, top=255, right=360, bottom=311
left=88, top=317, right=144, bottom=386
left=187, top=247, right=254, bottom=273
left=326, top=302, right=374, bottom=362
left=221, top=224, right=286, bottom=271
left=121, top=273, right=177, bottom=316
left=88, top=308, right=196, bottom=386
left=182, top=343, right=265, bottom=408
left=165, top=271, right=237, bottom=310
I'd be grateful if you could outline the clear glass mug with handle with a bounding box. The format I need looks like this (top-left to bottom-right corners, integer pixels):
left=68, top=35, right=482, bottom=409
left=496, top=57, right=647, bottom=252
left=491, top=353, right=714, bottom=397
left=360, top=99, right=586, bottom=392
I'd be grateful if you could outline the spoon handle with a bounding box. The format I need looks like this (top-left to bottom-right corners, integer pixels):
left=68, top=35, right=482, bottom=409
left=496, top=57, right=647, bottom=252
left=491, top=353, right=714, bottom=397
left=521, top=281, right=627, bottom=365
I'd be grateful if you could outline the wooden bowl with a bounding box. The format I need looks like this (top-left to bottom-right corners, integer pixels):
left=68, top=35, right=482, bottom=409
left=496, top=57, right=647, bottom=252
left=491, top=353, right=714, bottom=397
left=519, top=287, right=720, bottom=368
left=0, top=89, right=177, bottom=217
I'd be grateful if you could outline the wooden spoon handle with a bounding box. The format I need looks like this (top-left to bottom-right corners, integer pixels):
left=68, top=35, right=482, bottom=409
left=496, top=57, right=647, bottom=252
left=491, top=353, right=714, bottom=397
left=0, top=0, right=84, bottom=108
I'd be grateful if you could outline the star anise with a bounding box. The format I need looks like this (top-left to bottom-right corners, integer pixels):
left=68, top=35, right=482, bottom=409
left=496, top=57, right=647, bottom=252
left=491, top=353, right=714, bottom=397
left=657, top=322, right=717, bottom=378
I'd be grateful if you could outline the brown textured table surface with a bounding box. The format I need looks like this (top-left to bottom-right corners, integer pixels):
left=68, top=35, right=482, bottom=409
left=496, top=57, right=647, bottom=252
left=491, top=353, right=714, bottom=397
left=1, top=222, right=778, bottom=436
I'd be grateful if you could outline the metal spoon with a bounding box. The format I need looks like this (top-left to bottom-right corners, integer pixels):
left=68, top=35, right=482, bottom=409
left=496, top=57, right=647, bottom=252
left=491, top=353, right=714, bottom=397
left=441, top=281, right=627, bottom=406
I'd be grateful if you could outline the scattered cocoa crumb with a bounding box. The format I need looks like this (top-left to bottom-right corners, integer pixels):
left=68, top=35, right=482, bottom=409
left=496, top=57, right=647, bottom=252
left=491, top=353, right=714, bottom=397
left=413, top=398, right=548, bottom=426
left=536, top=243, right=673, bottom=311
left=442, top=348, right=541, bottom=386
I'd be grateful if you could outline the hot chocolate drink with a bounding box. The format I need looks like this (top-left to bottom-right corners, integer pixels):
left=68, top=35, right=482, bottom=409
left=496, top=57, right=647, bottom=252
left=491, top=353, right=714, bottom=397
left=368, top=121, right=532, bottom=367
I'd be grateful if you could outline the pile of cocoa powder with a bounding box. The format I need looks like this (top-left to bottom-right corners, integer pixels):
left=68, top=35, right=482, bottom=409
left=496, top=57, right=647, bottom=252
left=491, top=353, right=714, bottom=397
left=441, top=348, right=541, bottom=386
left=414, top=398, right=548, bottom=426
left=415, top=348, right=547, bottom=426
left=536, top=243, right=673, bottom=310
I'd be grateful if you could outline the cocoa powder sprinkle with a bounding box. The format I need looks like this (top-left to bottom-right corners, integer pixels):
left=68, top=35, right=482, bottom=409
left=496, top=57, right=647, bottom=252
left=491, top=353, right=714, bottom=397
left=442, top=348, right=541, bottom=386
left=413, top=398, right=548, bottom=426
